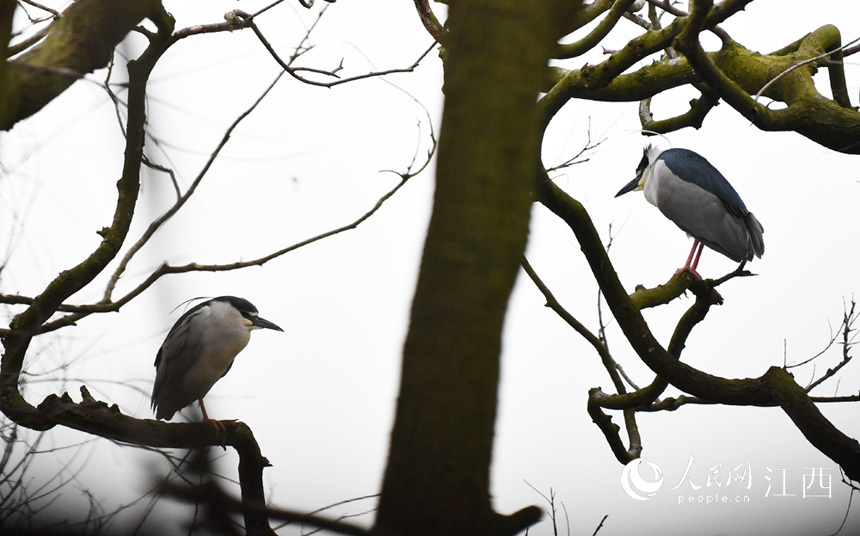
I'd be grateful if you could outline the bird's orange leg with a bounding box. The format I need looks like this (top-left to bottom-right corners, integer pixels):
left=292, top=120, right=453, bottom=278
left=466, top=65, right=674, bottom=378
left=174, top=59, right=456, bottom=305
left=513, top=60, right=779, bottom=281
left=689, top=241, right=705, bottom=274
left=675, top=240, right=704, bottom=280
left=199, top=399, right=227, bottom=439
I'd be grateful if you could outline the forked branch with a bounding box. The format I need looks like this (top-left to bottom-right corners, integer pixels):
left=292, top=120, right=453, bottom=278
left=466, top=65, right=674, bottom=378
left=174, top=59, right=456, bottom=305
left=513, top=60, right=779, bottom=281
left=537, top=171, right=860, bottom=481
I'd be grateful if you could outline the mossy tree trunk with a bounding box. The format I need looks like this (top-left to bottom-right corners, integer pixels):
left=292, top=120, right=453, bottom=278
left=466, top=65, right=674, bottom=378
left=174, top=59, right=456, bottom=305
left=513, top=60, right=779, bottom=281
left=376, top=1, right=577, bottom=534
left=0, top=0, right=164, bottom=131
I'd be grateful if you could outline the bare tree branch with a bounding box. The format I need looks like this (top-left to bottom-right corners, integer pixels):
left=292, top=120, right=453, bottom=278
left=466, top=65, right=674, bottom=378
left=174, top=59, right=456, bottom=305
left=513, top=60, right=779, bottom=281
left=103, top=72, right=286, bottom=303
left=2, top=170, right=412, bottom=336
left=1, top=12, right=175, bottom=412
left=412, top=0, right=445, bottom=43
left=1, top=0, right=169, bottom=130
left=537, top=170, right=860, bottom=480
left=224, top=7, right=437, bottom=88
left=804, top=300, right=856, bottom=391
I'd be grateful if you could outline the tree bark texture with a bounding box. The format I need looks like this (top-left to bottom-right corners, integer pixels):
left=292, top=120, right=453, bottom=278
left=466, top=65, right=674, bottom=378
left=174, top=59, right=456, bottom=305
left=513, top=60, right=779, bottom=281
left=376, top=1, right=577, bottom=534
left=1, top=0, right=164, bottom=131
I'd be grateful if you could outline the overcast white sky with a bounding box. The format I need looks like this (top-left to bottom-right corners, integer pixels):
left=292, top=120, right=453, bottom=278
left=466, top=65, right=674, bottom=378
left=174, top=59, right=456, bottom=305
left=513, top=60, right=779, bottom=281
left=2, top=1, right=860, bottom=535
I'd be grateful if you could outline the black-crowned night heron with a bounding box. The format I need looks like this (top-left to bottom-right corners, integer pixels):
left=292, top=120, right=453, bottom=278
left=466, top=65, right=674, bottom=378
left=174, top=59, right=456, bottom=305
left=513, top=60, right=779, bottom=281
left=151, top=296, right=283, bottom=424
left=615, top=145, right=764, bottom=279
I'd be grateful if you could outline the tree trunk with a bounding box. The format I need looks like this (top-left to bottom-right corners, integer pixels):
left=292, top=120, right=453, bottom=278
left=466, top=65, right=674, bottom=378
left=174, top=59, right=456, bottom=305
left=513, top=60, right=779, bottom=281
left=376, top=1, right=576, bottom=534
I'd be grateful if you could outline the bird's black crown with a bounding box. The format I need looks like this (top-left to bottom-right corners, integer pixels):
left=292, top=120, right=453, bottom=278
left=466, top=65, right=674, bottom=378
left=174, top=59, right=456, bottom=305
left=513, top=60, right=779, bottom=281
left=216, top=296, right=259, bottom=315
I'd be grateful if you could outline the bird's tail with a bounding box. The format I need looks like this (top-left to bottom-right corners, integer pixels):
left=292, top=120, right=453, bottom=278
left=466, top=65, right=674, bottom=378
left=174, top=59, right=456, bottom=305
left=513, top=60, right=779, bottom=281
left=745, top=212, right=765, bottom=258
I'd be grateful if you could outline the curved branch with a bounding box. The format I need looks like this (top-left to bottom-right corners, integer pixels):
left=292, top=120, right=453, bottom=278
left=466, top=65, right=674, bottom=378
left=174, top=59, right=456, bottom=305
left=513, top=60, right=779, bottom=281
left=162, top=480, right=374, bottom=536
left=103, top=72, right=285, bottom=303
left=1, top=130, right=425, bottom=334
left=522, top=254, right=642, bottom=459
left=36, top=387, right=276, bottom=536
left=28, top=173, right=413, bottom=334
left=643, top=0, right=732, bottom=42
left=0, top=112, right=430, bottom=329
left=542, top=2, right=860, bottom=152
left=639, top=90, right=720, bottom=133
left=539, top=0, right=752, bottom=125
left=556, top=0, right=636, bottom=59
left=537, top=177, right=769, bottom=404
left=587, top=391, right=634, bottom=464
left=568, top=0, right=618, bottom=34
left=242, top=9, right=436, bottom=88
left=597, top=296, right=855, bottom=415
left=412, top=0, right=445, bottom=43
left=753, top=36, right=859, bottom=108
left=628, top=271, right=698, bottom=309
left=823, top=41, right=854, bottom=109
left=537, top=172, right=860, bottom=479
left=589, top=274, right=721, bottom=413
left=1, top=14, right=175, bottom=414
left=768, top=368, right=860, bottom=483
left=521, top=257, right=613, bottom=383
left=0, top=0, right=167, bottom=130
left=0, top=0, right=16, bottom=77
left=676, top=3, right=860, bottom=153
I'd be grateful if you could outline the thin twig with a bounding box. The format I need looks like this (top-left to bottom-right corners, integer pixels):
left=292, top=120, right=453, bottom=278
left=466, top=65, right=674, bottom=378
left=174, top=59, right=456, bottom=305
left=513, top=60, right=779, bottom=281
left=546, top=119, right=605, bottom=173
left=805, top=301, right=856, bottom=391
left=6, top=24, right=52, bottom=57
left=239, top=9, right=436, bottom=88
left=615, top=364, right=641, bottom=391
left=33, top=173, right=413, bottom=333
left=19, top=0, right=59, bottom=17
left=789, top=300, right=855, bottom=370
left=754, top=36, right=860, bottom=102
left=272, top=493, right=379, bottom=531
left=102, top=72, right=284, bottom=302
left=592, top=514, right=608, bottom=535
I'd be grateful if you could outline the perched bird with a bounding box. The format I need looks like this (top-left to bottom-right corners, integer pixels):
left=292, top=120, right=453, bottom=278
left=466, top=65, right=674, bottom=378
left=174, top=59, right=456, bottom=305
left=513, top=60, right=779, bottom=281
left=615, top=145, right=764, bottom=279
left=151, top=296, right=283, bottom=424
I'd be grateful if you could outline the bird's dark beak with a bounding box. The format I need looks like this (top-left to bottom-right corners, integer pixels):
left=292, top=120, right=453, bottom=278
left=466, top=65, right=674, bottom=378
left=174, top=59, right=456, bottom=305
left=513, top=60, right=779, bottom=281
left=251, top=316, right=284, bottom=332
left=615, top=174, right=642, bottom=197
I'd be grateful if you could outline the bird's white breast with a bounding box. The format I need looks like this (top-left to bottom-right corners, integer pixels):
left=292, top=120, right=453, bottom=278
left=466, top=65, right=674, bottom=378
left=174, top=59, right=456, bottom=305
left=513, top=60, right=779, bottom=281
left=182, top=300, right=251, bottom=399
left=642, top=160, right=664, bottom=207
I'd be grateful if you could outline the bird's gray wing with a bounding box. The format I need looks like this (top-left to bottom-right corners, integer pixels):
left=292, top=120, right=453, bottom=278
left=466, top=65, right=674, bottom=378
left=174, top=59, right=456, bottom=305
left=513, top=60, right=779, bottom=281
left=660, top=148, right=749, bottom=217
left=745, top=212, right=765, bottom=258
left=151, top=305, right=210, bottom=411
left=655, top=173, right=752, bottom=262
